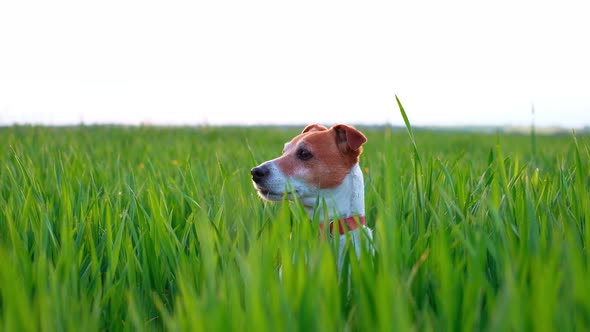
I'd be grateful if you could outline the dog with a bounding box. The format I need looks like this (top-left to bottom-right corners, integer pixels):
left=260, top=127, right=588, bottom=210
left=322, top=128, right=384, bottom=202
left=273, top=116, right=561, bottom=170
left=251, top=124, right=373, bottom=273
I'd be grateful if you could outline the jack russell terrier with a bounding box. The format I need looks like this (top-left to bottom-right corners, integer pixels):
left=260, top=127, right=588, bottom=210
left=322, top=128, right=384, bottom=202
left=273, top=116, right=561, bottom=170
left=251, top=124, right=373, bottom=272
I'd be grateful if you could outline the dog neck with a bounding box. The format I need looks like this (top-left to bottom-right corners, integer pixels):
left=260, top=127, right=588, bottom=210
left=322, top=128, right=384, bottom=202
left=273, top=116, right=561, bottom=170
left=305, top=163, right=365, bottom=223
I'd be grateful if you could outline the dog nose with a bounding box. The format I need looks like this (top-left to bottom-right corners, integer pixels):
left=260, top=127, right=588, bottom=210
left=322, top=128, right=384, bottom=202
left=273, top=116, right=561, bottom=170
left=251, top=165, right=269, bottom=183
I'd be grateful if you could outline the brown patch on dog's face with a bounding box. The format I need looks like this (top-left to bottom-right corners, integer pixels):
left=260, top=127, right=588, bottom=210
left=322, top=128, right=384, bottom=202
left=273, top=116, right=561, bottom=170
left=275, top=124, right=366, bottom=189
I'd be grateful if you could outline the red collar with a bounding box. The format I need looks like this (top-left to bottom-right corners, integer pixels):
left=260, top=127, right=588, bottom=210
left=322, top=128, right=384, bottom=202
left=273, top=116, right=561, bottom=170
left=319, top=215, right=366, bottom=235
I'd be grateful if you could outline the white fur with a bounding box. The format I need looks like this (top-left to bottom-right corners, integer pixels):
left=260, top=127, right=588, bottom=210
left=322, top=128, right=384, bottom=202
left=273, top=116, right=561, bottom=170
left=254, top=161, right=373, bottom=273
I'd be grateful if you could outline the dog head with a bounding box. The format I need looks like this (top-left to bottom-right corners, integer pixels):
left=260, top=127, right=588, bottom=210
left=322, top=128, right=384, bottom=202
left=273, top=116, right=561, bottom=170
left=251, top=124, right=366, bottom=207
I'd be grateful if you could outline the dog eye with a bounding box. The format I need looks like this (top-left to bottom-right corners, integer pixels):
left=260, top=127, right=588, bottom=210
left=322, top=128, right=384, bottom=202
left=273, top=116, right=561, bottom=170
left=297, top=148, right=313, bottom=161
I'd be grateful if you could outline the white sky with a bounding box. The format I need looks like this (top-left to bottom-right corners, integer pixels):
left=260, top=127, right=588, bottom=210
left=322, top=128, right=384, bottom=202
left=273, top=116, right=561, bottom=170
left=1, top=0, right=589, bottom=127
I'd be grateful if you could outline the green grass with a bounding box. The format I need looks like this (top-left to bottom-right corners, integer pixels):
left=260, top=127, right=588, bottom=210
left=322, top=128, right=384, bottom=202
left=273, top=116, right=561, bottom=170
left=0, top=117, right=589, bottom=331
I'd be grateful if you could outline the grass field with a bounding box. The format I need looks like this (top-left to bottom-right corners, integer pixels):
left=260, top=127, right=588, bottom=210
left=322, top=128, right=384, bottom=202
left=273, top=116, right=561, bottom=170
left=1, top=114, right=589, bottom=330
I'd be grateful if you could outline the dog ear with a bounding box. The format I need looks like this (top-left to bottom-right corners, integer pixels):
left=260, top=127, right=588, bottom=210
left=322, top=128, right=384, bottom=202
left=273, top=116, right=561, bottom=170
left=332, top=124, right=367, bottom=153
left=302, top=124, right=328, bottom=133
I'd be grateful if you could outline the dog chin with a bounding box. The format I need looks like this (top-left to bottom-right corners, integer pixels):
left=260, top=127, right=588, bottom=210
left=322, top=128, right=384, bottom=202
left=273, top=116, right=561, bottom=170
left=256, top=190, right=284, bottom=201
left=254, top=185, right=285, bottom=201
